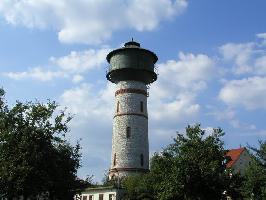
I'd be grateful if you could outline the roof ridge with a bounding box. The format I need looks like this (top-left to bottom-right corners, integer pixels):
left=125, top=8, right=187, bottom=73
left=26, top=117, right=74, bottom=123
left=226, top=147, right=246, bottom=168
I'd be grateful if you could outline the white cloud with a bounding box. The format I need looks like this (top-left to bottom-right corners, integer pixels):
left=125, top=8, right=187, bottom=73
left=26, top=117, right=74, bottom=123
left=207, top=107, right=256, bottom=130
left=229, top=119, right=247, bottom=129
left=257, top=33, right=266, bottom=39
left=203, top=127, right=215, bottom=137
left=50, top=48, right=110, bottom=73
left=59, top=83, right=115, bottom=181
left=60, top=83, right=115, bottom=121
left=72, top=74, right=84, bottom=84
left=3, top=67, right=64, bottom=81
left=219, top=76, right=266, bottom=110
left=257, top=32, right=266, bottom=45
left=126, top=0, right=187, bottom=31
left=0, top=0, right=188, bottom=44
left=154, top=52, right=216, bottom=97
left=219, top=42, right=255, bottom=74
left=150, top=93, right=200, bottom=125
left=148, top=52, right=216, bottom=127
left=254, top=55, right=266, bottom=75
left=3, top=48, right=110, bottom=82
left=207, top=107, right=236, bottom=122
left=219, top=38, right=266, bottom=76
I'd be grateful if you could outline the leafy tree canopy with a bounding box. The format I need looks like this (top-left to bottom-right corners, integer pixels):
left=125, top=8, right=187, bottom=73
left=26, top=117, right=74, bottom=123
left=0, top=88, right=87, bottom=199
left=242, top=141, right=266, bottom=199
left=123, top=124, right=243, bottom=200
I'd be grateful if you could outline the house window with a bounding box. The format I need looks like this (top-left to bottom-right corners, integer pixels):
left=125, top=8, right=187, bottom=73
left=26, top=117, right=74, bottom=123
left=117, top=101, right=120, bottom=113
left=113, top=153, right=116, bottom=166
left=82, top=196, right=87, bottom=200
left=99, top=194, right=104, bottom=200
left=141, top=154, right=144, bottom=166
left=89, top=195, right=93, bottom=200
left=126, top=126, right=131, bottom=138
left=109, top=194, right=115, bottom=200
left=140, top=101, right=143, bottom=112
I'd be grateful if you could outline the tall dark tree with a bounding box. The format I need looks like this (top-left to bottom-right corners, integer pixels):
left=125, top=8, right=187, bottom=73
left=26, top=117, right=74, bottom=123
left=0, top=89, right=85, bottom=199
left=123, top=124, right=243, bottom=200
left=242, top=141, right=266, bottom=199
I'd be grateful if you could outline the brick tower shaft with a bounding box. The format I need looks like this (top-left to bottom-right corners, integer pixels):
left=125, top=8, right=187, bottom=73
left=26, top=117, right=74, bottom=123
left=109, top=81, right=149, bottom=178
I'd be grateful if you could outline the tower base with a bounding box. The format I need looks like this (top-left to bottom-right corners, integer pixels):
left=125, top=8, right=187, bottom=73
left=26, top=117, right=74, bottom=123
left=109, top=167, right=149, bottom=180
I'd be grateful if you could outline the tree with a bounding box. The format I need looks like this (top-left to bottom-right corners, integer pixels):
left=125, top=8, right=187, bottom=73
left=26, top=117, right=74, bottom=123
left=0, top=88, right=85, bottom=199
left=123, top=124, right=242, bottom=200
left=242, top=141, right=266, bottom=199
left=122, top=174, right=154, bottom=200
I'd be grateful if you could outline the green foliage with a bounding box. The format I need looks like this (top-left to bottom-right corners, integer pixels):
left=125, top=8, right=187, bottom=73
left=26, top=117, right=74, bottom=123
left=102, top=170, right=116, bottom=187
left=242, top=141, right=266, bottom=199
left=123, top=124, right=243, bottom=200
left=150, top=124, right=229, bottom=199
left=0, top=89, right=85, bottom=199
left=122, top=175, right=154, bottom=200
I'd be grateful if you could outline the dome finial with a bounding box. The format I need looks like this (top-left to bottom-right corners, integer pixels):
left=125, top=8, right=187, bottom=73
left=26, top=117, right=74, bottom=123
left=124, top=39, right=140, bottom=47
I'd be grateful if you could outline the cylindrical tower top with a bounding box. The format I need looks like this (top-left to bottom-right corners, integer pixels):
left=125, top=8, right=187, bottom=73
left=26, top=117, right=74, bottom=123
left=106, top=40, right=158, bottom=84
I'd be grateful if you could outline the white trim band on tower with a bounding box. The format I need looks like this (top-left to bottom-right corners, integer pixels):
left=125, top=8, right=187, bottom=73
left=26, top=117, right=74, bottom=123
left=113, top=113, right=148, bottom=119
left=115, top=88, right=147, bottom=97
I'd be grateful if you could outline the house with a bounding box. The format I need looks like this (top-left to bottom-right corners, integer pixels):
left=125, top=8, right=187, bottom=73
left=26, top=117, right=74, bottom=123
left=74, top=186, right=125, bottom=200
left=225, top=147, right=252, bottom=175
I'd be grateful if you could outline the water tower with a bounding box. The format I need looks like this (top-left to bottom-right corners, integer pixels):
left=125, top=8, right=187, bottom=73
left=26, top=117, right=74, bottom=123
left=106, top=40, right=158, bottom=178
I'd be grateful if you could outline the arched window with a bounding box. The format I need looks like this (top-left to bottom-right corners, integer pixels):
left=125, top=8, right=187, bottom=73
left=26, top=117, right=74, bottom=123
left=140, top=154, right=144, bottom=166
left=126, top=127, right=131, bottom=138
left=116, top=101, right=120, bottom=113
left=140, top=101, right=143, bottom=112
left=113, top=153, right=116, bottom=166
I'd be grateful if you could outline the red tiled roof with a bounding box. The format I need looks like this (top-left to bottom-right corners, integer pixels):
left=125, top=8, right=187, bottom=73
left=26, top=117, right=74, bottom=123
left=225, top=147, right=245, bottom=168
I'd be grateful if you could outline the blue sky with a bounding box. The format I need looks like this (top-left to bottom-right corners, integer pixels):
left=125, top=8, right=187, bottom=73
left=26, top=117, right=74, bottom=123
left=1, top=0, right=266, bottom=182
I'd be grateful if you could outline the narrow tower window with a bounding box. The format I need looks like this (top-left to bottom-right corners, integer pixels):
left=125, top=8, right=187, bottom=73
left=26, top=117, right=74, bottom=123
left=140, top=154, right=144, bottom=166
left=126, top=127, right=131, bottom=138
left=140, top=101, right=144, bottom=112
left=113, top=153, right=116, bottom=166
left=116, top=101, right=120, bottom=113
